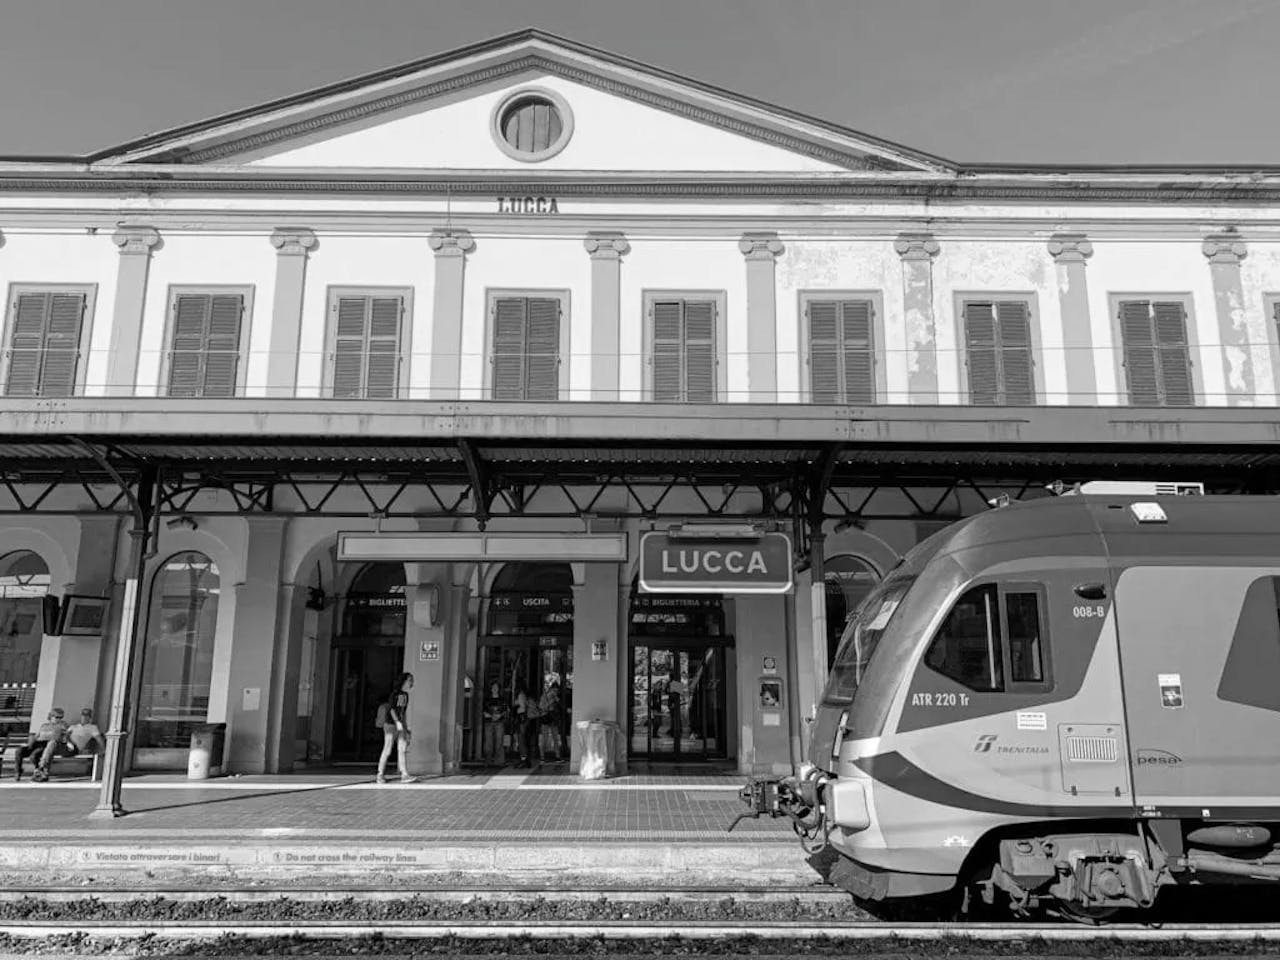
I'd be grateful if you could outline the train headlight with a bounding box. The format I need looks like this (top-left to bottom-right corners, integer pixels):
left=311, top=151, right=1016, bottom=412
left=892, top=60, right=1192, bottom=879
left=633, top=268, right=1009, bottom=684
left=827, top=779, right=870, bottom=831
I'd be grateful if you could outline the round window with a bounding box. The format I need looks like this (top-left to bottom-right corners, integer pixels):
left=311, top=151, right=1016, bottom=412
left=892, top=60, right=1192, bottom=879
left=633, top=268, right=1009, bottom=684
left=490, top=88, right=574, bottom=162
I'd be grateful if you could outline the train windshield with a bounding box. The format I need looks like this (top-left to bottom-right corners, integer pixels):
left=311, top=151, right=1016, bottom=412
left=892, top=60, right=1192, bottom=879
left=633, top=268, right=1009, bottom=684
left=822, top=576, right=914, bottom=705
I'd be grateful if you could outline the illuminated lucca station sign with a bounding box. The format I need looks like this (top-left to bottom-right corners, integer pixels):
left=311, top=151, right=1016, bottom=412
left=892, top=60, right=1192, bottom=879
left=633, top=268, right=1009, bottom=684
left=638, top=531, right=793, bottom=594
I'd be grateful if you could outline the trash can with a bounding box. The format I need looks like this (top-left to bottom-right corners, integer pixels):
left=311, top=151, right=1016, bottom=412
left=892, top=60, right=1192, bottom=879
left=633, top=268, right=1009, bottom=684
left=575, top=720, right=623, bottom=780
left=188, top=723, right=227, bottom=780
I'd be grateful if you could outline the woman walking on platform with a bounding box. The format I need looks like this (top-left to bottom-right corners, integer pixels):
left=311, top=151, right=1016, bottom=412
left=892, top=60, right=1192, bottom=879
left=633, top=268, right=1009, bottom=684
left=377, top=672, right=416, bottom=784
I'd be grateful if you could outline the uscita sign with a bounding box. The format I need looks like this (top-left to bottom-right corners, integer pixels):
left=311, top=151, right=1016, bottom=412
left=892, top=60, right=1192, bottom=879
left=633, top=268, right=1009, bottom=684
left=638, top=531, right=792, bottom=594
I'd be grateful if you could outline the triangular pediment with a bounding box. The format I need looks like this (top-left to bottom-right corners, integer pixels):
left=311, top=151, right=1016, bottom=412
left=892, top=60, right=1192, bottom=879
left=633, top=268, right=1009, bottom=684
left=93, top=32, right=950, bottom=174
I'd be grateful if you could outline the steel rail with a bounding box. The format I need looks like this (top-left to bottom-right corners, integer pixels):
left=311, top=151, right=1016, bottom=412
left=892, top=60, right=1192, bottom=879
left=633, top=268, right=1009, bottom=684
left=5, top=919, right=1280, bottom=941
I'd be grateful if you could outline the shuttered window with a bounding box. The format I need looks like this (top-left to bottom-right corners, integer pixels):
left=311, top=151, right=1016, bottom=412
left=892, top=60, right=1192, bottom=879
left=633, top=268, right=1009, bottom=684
left=962, top=300, right=1035, bottom=405
left=806, top=298, right=875, bottom=403
left=166, top=292, right=245, bottom=398
left=1117, top=299, right=1194, bottom=406
left=328, top=293, right=406, bottom=400
left=4, top=289, right=88, bottom=397
left=650, top=298, right=717, bottom=403
left=490, top=296, right=561, bottom=401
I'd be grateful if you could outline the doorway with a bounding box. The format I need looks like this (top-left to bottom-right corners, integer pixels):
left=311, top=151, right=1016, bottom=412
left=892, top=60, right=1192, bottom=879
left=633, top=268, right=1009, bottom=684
left=627, top=593, right=730, bottom=762
left=328, top=562, right=406, bottom=764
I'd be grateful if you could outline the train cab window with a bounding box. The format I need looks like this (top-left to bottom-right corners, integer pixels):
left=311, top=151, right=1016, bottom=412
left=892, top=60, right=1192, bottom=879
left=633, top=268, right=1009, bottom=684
left=1005, top=592, right=1044, bottom=683
left=926, top=584, right=1050, bottom=692
left=926, top=585, right=1004, bottom=692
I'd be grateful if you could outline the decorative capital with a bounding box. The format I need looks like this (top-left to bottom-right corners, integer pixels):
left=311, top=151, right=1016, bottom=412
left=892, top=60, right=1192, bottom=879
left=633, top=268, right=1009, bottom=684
left=112, top=225, right=161, bottom=256
left=270, top=227, right=318, bottom=257
left=1202, top=234, right=1247, bottom=265
left=428, top=229, right=475, bottom=258
left=894, top=233, right=939, bottom=261
left=583, top=231, right=630, bottom=260
left=1047, top=233, right=1093, bottom=263
left=738, top=232, right=784, bottom=261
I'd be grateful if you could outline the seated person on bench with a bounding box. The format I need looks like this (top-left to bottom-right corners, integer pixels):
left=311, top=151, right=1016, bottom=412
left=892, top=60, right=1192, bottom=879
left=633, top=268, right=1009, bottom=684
left=16, top=707, right=71, bottom=782
left=68, top=708, right=105, bottom=762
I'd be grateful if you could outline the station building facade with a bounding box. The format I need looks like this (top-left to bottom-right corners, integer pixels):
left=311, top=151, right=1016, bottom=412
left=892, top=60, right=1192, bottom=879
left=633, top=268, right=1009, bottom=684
left=1, top=31, right=1280, bottom=777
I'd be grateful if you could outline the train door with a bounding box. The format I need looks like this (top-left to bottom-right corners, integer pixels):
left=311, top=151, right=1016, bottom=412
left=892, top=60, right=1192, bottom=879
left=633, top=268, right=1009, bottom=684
left=1115, top=565, right=1280, bottom=808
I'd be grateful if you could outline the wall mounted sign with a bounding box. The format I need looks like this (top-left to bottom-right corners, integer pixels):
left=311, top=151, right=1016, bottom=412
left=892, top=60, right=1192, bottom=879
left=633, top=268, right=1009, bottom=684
left=638, top=531, right=793, bottom=594
left=420, top=641, right=440, bottom=662
left=591, top=640, right=608, bottom=661
left=497, top=196, right=560, bottom=214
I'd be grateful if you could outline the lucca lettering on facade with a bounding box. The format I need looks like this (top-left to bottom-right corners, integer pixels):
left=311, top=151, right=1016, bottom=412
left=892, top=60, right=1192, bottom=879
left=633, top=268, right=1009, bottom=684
left=497, top=196, right=560, bottom=214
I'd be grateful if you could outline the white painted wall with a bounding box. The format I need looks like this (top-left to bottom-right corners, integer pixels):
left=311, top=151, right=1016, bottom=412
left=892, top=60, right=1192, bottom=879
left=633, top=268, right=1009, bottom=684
left=1087, top=241, right=1220, bottom=406
left=460, top=237, right=590, bottom=400
left=1237, top=241, right=1280, bottom=405
left=0, top=232, right=120, bottom=396
left=139, top=234, right=277, bottom=397
left=618, top=239, right=747, bottom=402
left=931, top=241, right=1061, bottom=405
left=298, top=235, right=436, bottom=399
left=776, top=241, right=905, bottom=403
left=250, top=73, right=844, bottom=173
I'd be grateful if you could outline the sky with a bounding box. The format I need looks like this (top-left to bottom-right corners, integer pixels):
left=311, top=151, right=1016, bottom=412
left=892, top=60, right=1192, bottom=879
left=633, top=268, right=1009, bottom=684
left=0, top=0, right=1277, bottom=165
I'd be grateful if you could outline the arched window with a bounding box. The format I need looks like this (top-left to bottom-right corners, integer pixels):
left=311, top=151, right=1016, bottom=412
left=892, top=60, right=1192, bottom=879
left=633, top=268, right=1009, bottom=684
left=136, top=551, right=219, bottom=748
left=824, top=555, right=880, bottom=669
left=0, top=551, right=49, bottom=729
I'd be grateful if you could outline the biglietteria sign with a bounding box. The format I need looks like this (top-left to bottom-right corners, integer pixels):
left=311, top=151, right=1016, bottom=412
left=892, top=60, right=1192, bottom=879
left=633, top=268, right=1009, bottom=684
left=638, top=532, right=793, bottom=595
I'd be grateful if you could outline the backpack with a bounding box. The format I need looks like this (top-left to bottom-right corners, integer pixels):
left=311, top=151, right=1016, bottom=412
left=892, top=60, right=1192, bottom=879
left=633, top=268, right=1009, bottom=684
left=374, top=702, right=390, bottom=728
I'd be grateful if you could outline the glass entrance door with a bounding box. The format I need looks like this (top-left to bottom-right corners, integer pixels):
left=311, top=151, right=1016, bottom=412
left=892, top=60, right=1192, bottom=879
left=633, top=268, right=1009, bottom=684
left=329, top=644, right=401, bottom=763
left=629, top=641, right=726, bottom=760
left=475, top=639, right=573, bottom=762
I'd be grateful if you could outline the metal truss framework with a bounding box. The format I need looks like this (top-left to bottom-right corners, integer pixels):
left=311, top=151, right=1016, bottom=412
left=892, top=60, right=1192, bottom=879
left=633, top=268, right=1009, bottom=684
left=0, top=436, right=1273, bottom=568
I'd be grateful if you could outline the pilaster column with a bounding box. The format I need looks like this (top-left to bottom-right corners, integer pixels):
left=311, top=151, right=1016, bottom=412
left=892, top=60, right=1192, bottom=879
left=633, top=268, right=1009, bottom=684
left=427, top=230, right=475, bottom=400
left=739, top=232, right=784, bottom=402
left=571, top=562, right=623, bottom=769
left=894, top=234, right=940, bottom=404
left=106, top=226, right=161, bottom=397
left=1203, top=235, right=1253, bottom=404
left=584, top=232, right=629, bottom=401
left=1047, top=234, right=1097, bottom=405
left=267, top=228, right=318, bottom=399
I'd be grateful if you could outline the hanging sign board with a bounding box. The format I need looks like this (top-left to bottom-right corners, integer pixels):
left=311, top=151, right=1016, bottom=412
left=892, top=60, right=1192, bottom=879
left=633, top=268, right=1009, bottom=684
left=638, top=531, right=793, bottom=595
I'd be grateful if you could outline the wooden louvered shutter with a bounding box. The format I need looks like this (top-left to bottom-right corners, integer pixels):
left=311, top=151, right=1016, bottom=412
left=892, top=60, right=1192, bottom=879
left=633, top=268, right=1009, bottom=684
left=524, top=297, right=560, bottom=401
left=5, top=291, right=85, bottom=398
left=996, top=300, right=1034, bottom=404
left=167, top=294, right=243, bottom=398
left=365, top=296, right=402, bottom=400
left=332, top=296, right=369, bottom=399
left=203, top=295, right=243, bottom=397
left=651, top=300, right=684, bottom=402
left=1119, top=300, right=1159, bottom=405
left=840, top=300, right=875, bottom=403
left=683, top=299, right=716, bottom=403
left=964, top=302, right=1000, bottom=405
left=807, top=299, right=840, bottom=403
left=492, top=298, right=527, bottom=400
left=1153, top=301, right=1193, bottom=407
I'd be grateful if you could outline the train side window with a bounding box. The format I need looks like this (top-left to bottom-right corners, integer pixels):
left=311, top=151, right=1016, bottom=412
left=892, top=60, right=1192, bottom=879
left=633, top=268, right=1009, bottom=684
left=1005, top=592, right=1044, bottom=683
left=925, top=585, right=1005, bottom=692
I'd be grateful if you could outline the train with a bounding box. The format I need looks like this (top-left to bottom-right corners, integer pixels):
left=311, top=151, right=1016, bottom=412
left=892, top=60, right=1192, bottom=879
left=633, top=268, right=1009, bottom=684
left=738, top=483, right=1280, bottom=920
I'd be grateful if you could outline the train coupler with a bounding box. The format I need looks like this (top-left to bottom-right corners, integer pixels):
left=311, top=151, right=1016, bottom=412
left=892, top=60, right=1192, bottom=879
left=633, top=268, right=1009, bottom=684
left=728, top=775, right=822, bottom=835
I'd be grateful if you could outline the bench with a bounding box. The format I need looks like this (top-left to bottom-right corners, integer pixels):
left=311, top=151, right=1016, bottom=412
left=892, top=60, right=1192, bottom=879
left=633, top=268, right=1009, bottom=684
left=1, top=730, right=101, bottom=781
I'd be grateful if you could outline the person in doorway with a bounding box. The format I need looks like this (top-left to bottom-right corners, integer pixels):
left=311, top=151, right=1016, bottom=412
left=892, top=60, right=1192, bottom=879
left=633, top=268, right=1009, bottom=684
left=16, top=708, right=69, bottom=782
left=667, top=673, right=686, bottom=742
left=512, top=684, right=538, bottom=768
left=481, top=682, right=508, bottom=767
left=376, top=672, right=416, bottom=784
left=537, top=681, right=564, bottom=762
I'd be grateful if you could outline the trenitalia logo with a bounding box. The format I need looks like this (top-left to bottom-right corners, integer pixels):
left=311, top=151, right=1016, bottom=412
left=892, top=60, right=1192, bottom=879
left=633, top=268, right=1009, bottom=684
left=974, top=734, right=997, bottom=753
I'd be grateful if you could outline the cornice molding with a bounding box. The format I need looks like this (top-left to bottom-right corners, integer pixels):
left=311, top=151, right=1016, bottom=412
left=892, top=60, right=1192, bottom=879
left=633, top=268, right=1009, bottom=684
left=583, top=231, right=629, bottom=259
left=428, top=229, right=475, bottom=257
left=162, top=55, right=899, bottom=171
left=1047, top=233, right=1093, bottom=263
left=112, top=225, right=161, bottom=255
left=270, top=226, right=318, bottom=256
left=1202, top=234, right=1247, bottom=264
left=738, top=231, right=784, bottom=261
left=894, top=233, right=939, bottom=261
